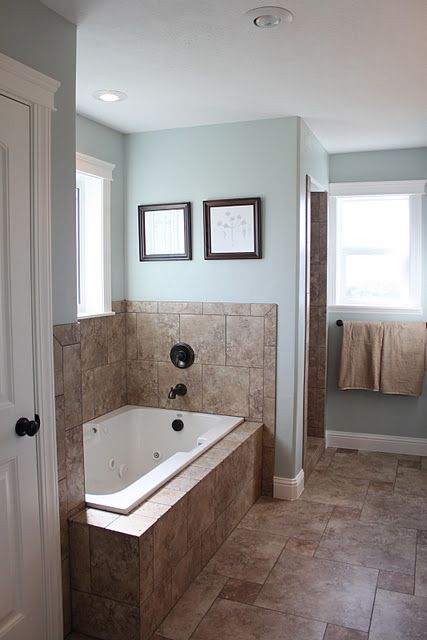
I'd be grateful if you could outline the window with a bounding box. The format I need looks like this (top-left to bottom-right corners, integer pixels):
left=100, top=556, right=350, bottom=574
left=329, top=181, right=425, bottom=311
left=76, top=153, right=115, bottom=318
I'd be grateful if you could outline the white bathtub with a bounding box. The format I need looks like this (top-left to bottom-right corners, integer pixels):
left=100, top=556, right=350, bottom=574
left=83, top=405, right=243, bottom=514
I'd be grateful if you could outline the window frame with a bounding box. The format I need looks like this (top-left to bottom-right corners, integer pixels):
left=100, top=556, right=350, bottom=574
left=328, top=180, right=426, bottom=314
left=76, top=152, right=115, bottom=319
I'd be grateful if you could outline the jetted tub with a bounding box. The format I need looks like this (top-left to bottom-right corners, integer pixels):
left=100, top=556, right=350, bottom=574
left=83, top=405, right=243, bottom=514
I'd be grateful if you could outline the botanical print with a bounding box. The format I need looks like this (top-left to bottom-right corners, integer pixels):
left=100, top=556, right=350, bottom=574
left=210, top=204, right=255, bottom=253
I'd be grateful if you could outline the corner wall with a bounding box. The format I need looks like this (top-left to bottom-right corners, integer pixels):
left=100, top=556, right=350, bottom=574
left=327, top=147, right=427, bottom=440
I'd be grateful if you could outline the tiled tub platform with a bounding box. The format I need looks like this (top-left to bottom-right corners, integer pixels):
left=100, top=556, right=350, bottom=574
left=70, top=421, right=262, bottom=640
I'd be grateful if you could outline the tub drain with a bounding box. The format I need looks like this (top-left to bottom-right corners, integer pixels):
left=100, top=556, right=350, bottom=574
left=153, top=451, right=161, bottom=460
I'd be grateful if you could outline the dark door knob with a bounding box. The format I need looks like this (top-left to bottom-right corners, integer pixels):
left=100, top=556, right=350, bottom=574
left=15, top=414, right=40, bottom=437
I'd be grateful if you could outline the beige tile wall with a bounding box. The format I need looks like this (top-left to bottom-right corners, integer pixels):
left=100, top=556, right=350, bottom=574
left=125, top=301, right=277, bottom=495
left=307, top=192, right=328, bottom=438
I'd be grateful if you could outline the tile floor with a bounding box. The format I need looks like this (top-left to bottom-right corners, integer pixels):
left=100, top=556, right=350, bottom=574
left=68, top=448, right=427, bottom=640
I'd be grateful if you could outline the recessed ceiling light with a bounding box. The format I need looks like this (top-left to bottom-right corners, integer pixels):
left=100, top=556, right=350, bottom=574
left=246, top=6, right=294, bottom=28
left=93, top=90, right=127, bottom=103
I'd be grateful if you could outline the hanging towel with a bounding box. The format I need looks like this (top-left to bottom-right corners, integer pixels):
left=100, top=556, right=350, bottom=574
left=338, top=321, right=384, bottom=392
left=380, top=322, right=426, bottom=397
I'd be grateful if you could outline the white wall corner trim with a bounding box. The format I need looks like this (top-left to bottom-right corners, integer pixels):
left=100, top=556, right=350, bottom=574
left=273, top=469, right=305, bottom=500
left=0, top=53, right=62, bottom=640
left=326, top=430, right=427, bottom=457
left=329, top=180, right=427, bottom=196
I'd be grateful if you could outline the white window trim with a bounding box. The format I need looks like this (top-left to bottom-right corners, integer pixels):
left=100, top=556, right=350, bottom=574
left=76, top=152, right=115, bottom=319
left=328, top=180, right=426, bottom=313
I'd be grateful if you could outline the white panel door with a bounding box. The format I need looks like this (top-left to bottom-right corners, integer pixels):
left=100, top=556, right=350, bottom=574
left=0, top=94, right=44, bottom=639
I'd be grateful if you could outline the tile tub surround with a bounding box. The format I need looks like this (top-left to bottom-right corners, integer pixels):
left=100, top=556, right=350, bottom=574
left=125, top=300, right=277, bottom=495
left=69, top=422, right=263, bottom=640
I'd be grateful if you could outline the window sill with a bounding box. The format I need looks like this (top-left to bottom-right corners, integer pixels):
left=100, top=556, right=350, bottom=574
left=77, top=311, right=116, bottom=320
left=328, top=305, right=423, bottom=315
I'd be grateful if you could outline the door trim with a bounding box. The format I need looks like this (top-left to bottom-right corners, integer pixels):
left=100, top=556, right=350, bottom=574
left=0, top=54, right=62, bottom=639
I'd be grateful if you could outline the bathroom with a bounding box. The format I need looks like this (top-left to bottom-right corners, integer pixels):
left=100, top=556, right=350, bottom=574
left=0, top=1, right=427, bottom=640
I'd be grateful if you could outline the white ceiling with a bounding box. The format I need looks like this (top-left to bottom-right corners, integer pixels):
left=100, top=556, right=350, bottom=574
left=41, top=0, right=427, bottom=153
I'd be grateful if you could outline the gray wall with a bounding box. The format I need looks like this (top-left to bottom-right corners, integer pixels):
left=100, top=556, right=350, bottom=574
left=0, top=0, right=77, bottom=324
left=126, top=117, right=305, bottom=476
left=76, top=115, right=126, bottom=301
left=327, top=147, right=427, bottom=439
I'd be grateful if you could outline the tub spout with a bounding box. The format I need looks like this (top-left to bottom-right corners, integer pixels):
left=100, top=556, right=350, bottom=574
left=168, top=383, right=187, bottom=400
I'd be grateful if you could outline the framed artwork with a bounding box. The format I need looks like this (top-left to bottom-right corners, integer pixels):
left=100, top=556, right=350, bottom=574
left=138, top=202, right=191, bottom=261
left=203, top=197, right=262, bottom=259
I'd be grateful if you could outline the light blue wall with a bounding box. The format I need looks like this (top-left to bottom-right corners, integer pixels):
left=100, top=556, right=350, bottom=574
left=327, top=147, right=427, bottom=439
left=76, top=115, right=126, bottom=301
left=126, top=117, right=303, bottom=476
left=0, top=0, right=77, bottom=324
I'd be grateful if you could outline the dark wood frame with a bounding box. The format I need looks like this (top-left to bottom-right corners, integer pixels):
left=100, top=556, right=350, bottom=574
left=203, top=197, right=262, bottom=260
left=138, top=202, right=192, bottom=261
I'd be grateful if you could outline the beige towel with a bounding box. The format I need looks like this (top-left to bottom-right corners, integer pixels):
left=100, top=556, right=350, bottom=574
left=380, top=322, right=426, bottom=396
left=338, top=321, right=384, bottom=391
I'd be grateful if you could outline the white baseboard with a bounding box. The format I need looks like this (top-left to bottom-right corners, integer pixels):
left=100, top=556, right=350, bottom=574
left=326, top=430, right=427, bottom=456
left=273, top=469, right=305, bottom=500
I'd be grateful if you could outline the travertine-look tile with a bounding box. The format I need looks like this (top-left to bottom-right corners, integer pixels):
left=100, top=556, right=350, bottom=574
left=171, top=538, right=201, bottom=603
left=285, top=537, right=318, bottom=557
left=201, top=511, right=230, bottom=566
left=415, top=544, right=427, bottom=596
left=262, top=396, right=275, bottom=447
left=256, top=551, right=378, bottom=632
left=137, top=313, right=179, bottom=361
left=314, top=447, right=336, bottom=471
left=302, top=470, right=370, bottom=509
left=72, top=507, right=118, bottom=528
left=80, top=317, right=108, bottom=371
left=187, top=470, right=215, bottom=547
left=249, top=368, right=263, bottom=420
left=158, top=301, right=202, bottom=314
left=323, top=625, right=368, bottom=640
left=158, top=362, right=202, bottom=411
left=63, top=343, right=82, bottom=428
left=54, top=337, right=63, bottom=396
left=202, top=302, right=250, bottom=316
left=202, top=365, right=249, bottom=416
left=69, top=521, right=90, bottom=591
left=263, top=346, right=276, bottom=398
left=93, top=361, right=126, bottom=416
left=81, top=369, right=95, bottom=422
left=53, top=322, right=80, bottom=346
left=107, top=313, right=126, bottom=363
left=158, top=570, right=228, bottom=640
left=126, top=312, right=137, bottom=359
left=127, top=360, right=158, bottom=406
left=72, top=589, right=140, bottom=640
left=150, top=487, right=186, bottom=507
left=328, top=451, right=398, bottom=483
left=55, top=395, right=66, bottom=480
left=250, top=303, right=274, bottom=316
left=360, top=492, right=427, bottom=530
left=153, top=500, right=188, bottom=584
left=180, top=314, right=225, bottom=365
left=261, top=446, right=274, bottom=495
left=369, top=589, right=427, bottom=640
left=65, top=425, right=85, bottom=511
left=239, top=496, right=332, bottom=542
left=219, top=578, right=262, bottom=605
left=112, top=299, right=126, bottom=314
left=127, top=300, right=158, bottom=313
left=206, top=527, right=285, bottom=584
left=106, top=514, right=156, bottom=537
left=377, top=570, right=414, bottom=595
left=62, top=556, right=71, bottom=636
left=226, top=316, right=264, bottom=367
left=140, top=577, right=172, bottom=639
left=395, top=467, right=427, bottom=497
left=90, top=527, right=141, bottom=605
left=315, top=518, right=417, bottom=573
left=58, top=478, right=68, bottom=558
left=191, top=599, right=326, bottom=640
left=133, top=501, right=170, bottom=520
left=264, top=306, right=277, bottom=346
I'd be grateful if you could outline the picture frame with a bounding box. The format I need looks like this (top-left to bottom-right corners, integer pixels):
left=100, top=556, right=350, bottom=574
left=203, top=197, right=262, bottom=260
left=138, top=202, right=192, bottom=261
